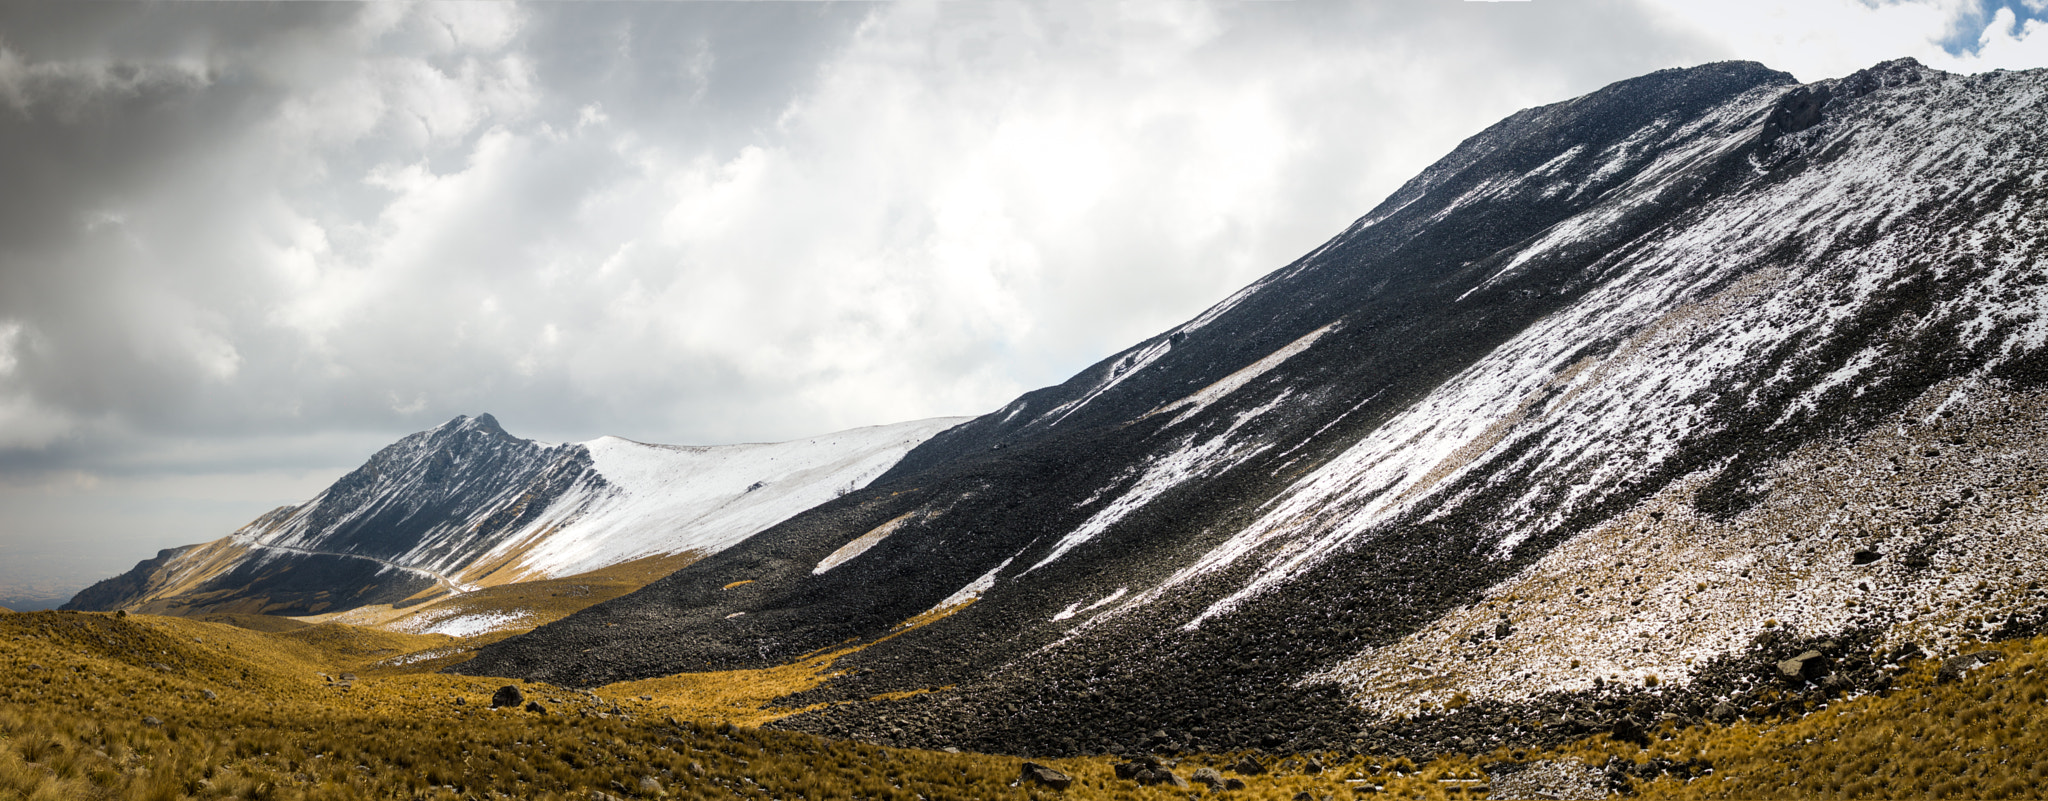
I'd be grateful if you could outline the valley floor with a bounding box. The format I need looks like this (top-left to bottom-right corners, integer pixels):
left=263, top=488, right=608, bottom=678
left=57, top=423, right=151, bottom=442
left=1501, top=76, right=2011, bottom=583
left=2, top=608, right=2044, bottom=800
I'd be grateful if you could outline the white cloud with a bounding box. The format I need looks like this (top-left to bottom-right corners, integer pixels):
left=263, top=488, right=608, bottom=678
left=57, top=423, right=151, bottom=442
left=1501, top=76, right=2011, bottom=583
left=1636, top=0, right=2048, bottom=79
left=1637, top=0, right=1973, bottom=81
left=1968, top=7, right=2048, bottom=70
left=10, top=0, right=2042, bottom=587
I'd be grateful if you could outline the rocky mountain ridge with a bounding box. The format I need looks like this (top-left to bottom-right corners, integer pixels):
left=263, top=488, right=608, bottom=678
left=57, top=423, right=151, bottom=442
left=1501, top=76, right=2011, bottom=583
left=66, top=414, right=964, bottom=617
left=456, top=57, right=2048, bottom=758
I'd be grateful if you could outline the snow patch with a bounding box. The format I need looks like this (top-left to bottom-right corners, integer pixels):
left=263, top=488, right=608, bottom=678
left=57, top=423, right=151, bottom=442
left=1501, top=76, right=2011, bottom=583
left=813, top=513, right=915, bottom=575
left=927, top=557, right=1014, bottom=614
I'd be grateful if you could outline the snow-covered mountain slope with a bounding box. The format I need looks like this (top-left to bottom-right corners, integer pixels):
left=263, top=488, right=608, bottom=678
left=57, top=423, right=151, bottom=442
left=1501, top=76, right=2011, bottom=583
left=65, top=414, right=965, bottom=616
left=459, top=58, right=2048, bottom=759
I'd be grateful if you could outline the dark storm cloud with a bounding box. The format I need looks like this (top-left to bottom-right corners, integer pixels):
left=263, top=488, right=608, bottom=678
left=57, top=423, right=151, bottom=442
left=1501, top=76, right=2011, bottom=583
left=0, top=1, right=2037, bottom=593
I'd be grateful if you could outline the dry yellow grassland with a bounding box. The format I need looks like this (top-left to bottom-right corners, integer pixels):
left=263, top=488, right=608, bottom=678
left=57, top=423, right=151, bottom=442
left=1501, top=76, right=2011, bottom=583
left=6, top=605, right=2048, bottom=799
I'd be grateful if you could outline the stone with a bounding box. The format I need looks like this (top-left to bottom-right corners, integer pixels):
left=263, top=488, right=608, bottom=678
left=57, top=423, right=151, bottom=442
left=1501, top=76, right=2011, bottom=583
left=1229, top=755, right=1266, bottom=775
left=491, top=685, right=525, bottom=709
left=142, top=716, right=163, bottom=727
left=1114, top=755, right=1164, bottom=781
left=1191, top=767, right=1225, bottom=789
left=1224, top=778, right=1247, bottom=791
left=200, top=689, right=217, bottom=701
left=637, top=775, right=663, bottom=796
left=1018, top=762, right=1072, bottom=790
left=1303, top=756, right=1325, bottom=774
left=1609, top=717, right=1649, bottom=747
left=1937, top=651, right=2004, bottom=684
left=525, top=701, right=547, bottom=714
left=1777, top=650, right=1825, bottom=681
left=1707, top=702, right=1739, bottom=724
left=1851, top=549, right=1882, bottom=565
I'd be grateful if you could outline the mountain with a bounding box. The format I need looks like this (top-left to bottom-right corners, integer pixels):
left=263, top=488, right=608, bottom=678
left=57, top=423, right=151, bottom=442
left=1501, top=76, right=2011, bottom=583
left=65, top=414, right=966, bottom=617
left=458, top=58, right=2048, bottom=758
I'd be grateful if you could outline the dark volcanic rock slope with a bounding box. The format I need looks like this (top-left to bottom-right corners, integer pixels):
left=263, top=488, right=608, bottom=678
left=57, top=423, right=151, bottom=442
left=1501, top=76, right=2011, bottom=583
left=459, top=59, right=2048, bottom=756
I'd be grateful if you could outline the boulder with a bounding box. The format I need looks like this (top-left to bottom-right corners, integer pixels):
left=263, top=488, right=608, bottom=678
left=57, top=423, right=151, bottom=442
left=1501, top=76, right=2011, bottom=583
left=1229, top=755, right=1266, bottom=775
left=1114, top=755, right=1163, bottom=780
left=1148, top=769, right=1190, bottom=789
left=1190, top=767, right=1225, bottom=789
left=1018, top=762, right=1072, bottom=791
left=491, top=685, right=525, bottom=709
left=1937, top=651, right=2004, bottom=684
left=637, top=775, right=664, bottom=796
left=1609, top=716, right=1650, bottom=747
left=525, top=701, right=547, bottom=714
left=1776, top=650, right=1825, bottom=682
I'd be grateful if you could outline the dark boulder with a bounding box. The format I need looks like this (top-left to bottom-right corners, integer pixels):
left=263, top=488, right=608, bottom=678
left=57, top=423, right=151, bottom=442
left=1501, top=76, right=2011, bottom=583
left=1937, top=651, right=2003, bottom=684
left=1776, top=650, right=1825, bottom=682
left=1019, top=762, right=1072, bottom=790
left=1229, top=755, right=1267, bottom=775
left=490, top=685, right=524, bottom=709
left=1609, top=716, right=1650, bottom=747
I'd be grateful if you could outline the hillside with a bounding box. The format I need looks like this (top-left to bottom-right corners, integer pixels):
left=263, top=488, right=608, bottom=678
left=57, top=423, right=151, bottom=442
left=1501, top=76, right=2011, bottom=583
left=65, top=415, right=965, bottom=618
left=457, top=57, right=2048, bottom=759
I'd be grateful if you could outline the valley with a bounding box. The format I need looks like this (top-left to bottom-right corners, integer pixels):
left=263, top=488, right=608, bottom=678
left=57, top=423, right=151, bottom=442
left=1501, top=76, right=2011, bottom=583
left=15, top=54, right=2048, bottom=799
left=4, top=607, right=2047, bottom=799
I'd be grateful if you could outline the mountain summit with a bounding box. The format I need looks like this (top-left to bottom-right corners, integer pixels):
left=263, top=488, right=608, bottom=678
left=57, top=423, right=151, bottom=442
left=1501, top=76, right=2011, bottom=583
left=458, top=59, right=2048, bottom=757
left=67, top=415, right=965, bottom=617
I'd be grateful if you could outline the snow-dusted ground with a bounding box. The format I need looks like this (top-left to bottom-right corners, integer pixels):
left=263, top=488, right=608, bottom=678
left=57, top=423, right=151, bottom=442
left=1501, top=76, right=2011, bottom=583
left=492, top=417, right=968, bottom=580
left=1009, top=62, right=2048, bottom=711
left=390, top=609, right=533, bottom=638
left=1316, top=381, right=2048, bottom=714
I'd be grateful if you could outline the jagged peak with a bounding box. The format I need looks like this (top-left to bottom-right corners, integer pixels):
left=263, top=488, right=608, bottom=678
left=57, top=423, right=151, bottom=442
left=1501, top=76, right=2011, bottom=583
left=433, top=412, right=519, bottom=441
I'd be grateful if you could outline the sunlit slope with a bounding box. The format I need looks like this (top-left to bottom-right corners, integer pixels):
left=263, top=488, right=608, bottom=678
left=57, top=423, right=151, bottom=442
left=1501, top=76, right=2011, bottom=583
left=66, top=415, right=964, bottom=618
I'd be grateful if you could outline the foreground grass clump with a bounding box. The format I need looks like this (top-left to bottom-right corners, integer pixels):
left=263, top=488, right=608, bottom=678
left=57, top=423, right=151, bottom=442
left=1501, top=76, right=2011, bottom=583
left=0, top=610, right=1040, bottom=800
left=8, top=607, right=2048, bottom=799
left=1523, top=634, right=2048, bottom=800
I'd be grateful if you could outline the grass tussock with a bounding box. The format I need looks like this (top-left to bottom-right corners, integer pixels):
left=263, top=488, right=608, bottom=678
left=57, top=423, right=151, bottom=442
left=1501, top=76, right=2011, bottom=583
left=7, top=607, right=2048, bottom=799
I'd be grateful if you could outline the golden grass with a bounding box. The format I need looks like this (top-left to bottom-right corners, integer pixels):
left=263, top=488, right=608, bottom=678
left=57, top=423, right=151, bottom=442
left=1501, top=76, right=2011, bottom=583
left=8, top=607, right=2048, bottom=799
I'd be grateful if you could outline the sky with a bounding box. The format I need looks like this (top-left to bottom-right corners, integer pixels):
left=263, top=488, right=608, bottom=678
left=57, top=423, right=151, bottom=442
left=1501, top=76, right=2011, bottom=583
left=1, top=0, right=2045, bottom=603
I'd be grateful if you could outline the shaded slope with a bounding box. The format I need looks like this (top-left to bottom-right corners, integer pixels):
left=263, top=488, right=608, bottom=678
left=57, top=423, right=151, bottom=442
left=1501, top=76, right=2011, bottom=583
left=460, top=58, right=2048, bottom=757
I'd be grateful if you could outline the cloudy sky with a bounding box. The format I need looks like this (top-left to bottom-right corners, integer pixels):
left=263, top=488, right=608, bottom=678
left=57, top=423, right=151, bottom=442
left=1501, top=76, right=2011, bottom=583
left=1, top=0, right=2044, bottom=602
